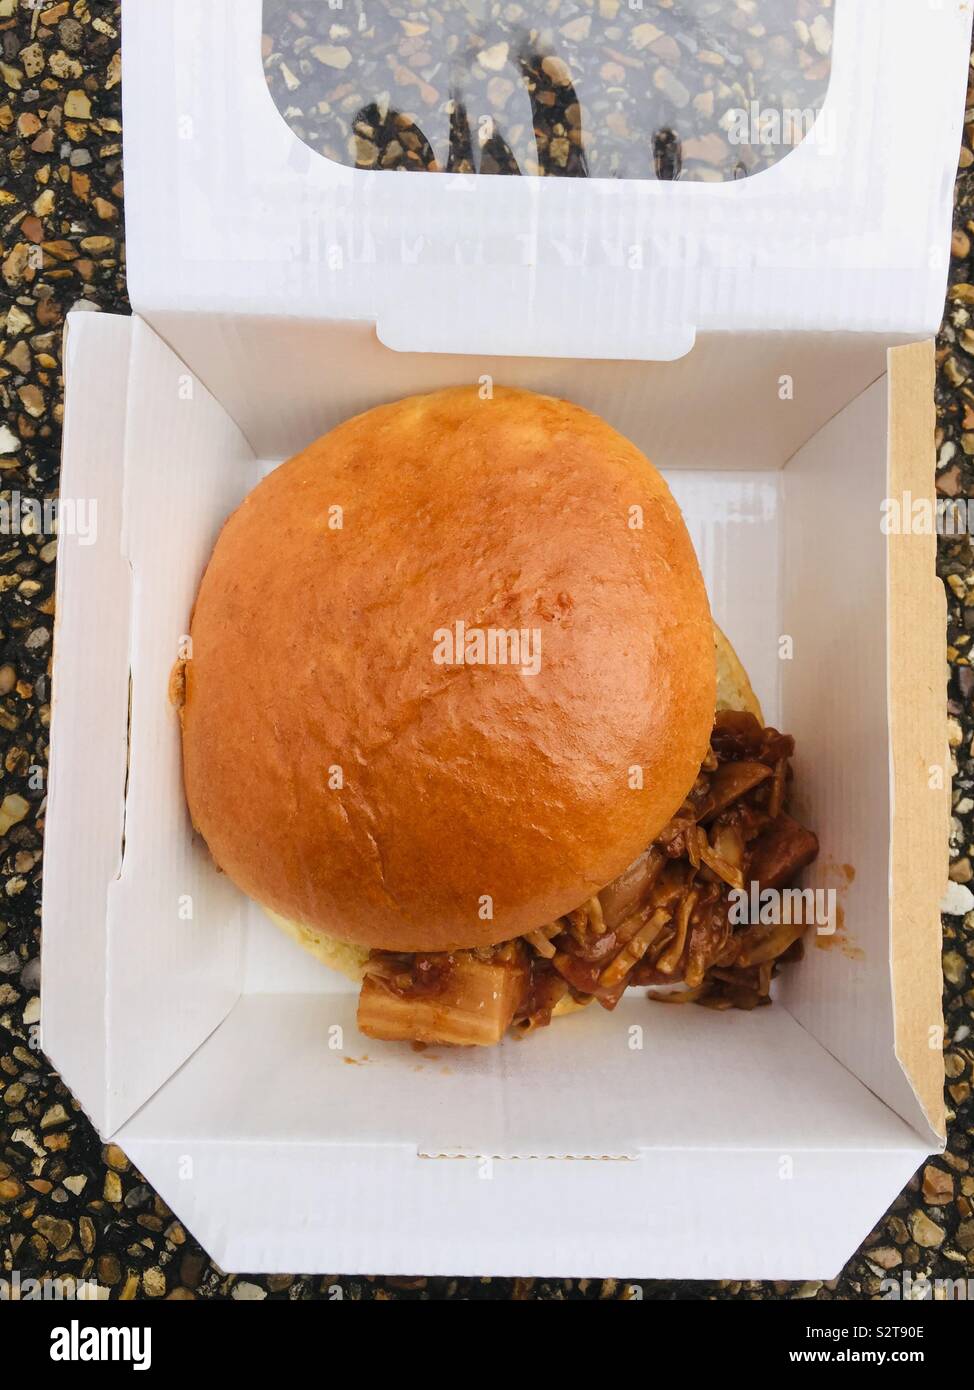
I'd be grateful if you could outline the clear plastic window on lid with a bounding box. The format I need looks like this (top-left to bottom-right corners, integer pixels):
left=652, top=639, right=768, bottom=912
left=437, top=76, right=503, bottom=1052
left=262, top=0, right=835, bottom=182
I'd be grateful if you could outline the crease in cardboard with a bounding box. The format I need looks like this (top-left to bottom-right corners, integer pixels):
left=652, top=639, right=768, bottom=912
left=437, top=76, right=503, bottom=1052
left=778, top=1000, right=939, bottom=1157
left=105, top=325, right=146, bottom=890
left=110, top=627, right=134, bottom=884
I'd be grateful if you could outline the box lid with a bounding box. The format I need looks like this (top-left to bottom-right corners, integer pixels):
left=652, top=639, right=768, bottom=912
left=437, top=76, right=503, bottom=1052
left=122, top=0, right=972, bottom=358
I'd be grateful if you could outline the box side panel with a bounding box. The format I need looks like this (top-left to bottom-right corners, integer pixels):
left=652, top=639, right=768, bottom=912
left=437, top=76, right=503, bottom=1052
left=141, top=314, right=892, bottom=475
left=101, top=318, right=260, bottom=1133
left=666, top=470, right=782, bottom=726
left=118, top=994, right=929, bottom=1277
left=119, top=1136, right=928, bottom=1281
left=887, top=341, right=947, bottom=1142
left=778, top=375, right=932, bottom=1137
left=116, top=994, right=925, bottom=1156
left=41, top=315, right=133, bottom=1136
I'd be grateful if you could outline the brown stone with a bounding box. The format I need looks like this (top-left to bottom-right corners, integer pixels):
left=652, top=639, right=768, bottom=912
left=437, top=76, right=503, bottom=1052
left=35, top=297, right=62, bottom=327
left=922, top=1164, right=955, bottom=1204
left=179, top=1252, right=205, bottom=1288
left=5, top=341, right=30, bottom=378
left=2, top=244, right=31, bottom=287
left=865, top=1245, right=901, bottom=1270
left=41, top=240, right=77, bottom=262
left=32, top=1215, right=72, bottom=1251
left=681, top=133, right=731, bottom=165
left=63, top=89, right=91, bottom=120
left=909, top=1210, right=945, bottom=1248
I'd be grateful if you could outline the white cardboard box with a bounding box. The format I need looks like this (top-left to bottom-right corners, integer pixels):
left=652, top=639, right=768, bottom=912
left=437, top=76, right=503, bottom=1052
left=40, top=0, right=969, bottom=1277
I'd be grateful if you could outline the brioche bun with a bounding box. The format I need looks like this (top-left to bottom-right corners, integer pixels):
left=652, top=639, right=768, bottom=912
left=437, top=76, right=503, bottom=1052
left=181, top=386, right=716, bottom=954
left=260, top=624, right=760, bottom=989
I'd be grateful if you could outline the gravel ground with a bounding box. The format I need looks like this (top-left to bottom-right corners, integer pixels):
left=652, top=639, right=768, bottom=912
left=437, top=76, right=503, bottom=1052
left=0, top=1, right=972, bottom=1301
left=262, top=0, right=833, bottom=182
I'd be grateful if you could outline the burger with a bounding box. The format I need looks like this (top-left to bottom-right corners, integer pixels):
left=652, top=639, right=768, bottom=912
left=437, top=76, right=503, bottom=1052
left=175, top=386, right=819, bottom=1046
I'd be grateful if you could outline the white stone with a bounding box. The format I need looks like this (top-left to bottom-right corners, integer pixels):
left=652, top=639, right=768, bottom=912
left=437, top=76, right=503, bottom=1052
left=312, top=45, right=351, bottom=70
left=0, top=424, right=20, bottom=454
left=940, top=880, right=974, bottom=915
left=478, top=42, right=509, bottom=72
left=231, top=1281, right=267, bottom=1300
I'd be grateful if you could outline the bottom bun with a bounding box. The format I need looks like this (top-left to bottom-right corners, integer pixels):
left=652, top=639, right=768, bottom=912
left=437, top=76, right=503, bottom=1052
left=714, top=623, right=762, bottom=722
left=264, top=907, right=370, bottom=981
left=261, top=623, right=760, bottom=1000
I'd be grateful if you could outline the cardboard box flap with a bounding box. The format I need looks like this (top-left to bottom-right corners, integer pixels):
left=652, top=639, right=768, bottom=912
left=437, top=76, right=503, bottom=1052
left=777, top=350, right=946, bottom=1147
left=41, top=314, right=134, bottom=1136
left=99, top=317, right=259, bottom=1133
left=116, top=994, right=922, bottom=1158
left=117, top=1130, right=931, bottom=1279
left=142, top=314, right=895, bottom=472
left=115, top=994, right=931, bottom=1279
left=122, top=0, right=973, bottom=357
left=43, top=314, right=262, bottom=1135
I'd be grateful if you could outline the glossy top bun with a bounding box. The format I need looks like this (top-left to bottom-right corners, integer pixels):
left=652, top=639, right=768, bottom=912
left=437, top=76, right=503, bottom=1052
left=180, top=386, right=716, bottom=953
left=260, top=624, right=756, bottom=990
